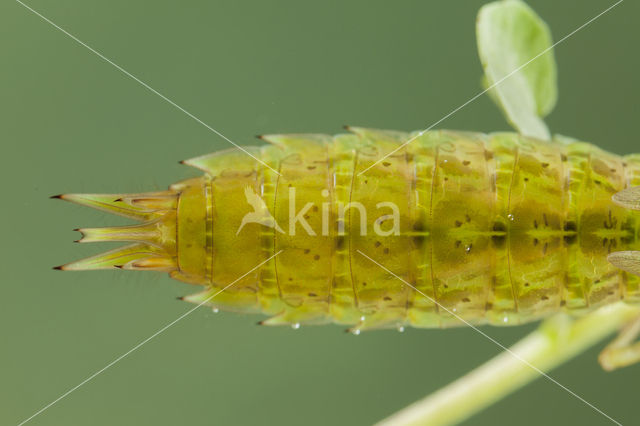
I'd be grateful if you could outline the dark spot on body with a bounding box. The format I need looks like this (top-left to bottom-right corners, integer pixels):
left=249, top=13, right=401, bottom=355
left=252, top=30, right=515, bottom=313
left=307, top=165, right=316, bottom=170
left=533, top=238, right=539, bottom=246
left=304, top=249, right=310, bottom=254
left=455, top=240, right=462, bottom=248
left=564, top=221, right=577, bottom=232
left=312, top=205, right=319, bottom=212
left=308, top=292, right=317, bottom=297
left=462, top=297, right=471, bottom=303
left=383, top=248, right=390, bottom=254
left=374, top=241, right=381, bottom=248
left=493, top=222, right=506, bottom=233
left=491, top=222, right=506, bottom=247
left=455, top=220, right=462, bottom=227
left=524, top=177, right=529, bottom=182
left=561, top=154, right=568, bottom=162
left=560, top=300, right=566, bottom=306
left=362, top=282, right=367, bottom=287
left=564, top=234, right=576, bottom=245
left=336, top=237, right=345, bottom=250
left=603, top=210, right=617, bottom=230
left=462, top=160, right=470, bottom=166
left=541, top=295, right=549, bottom=300
left=524, top=282, right=530, bottom=287
left=314, top=254, right=320, bottom=260
left=541, top=162, right=549, bottom=168
left=383, top=296, right=392, bottom=301
left=484, top=150, right=494, bottom=160
left=382, top=162, right=391, bottom=167
left=485, top=302, right=493, bottom=310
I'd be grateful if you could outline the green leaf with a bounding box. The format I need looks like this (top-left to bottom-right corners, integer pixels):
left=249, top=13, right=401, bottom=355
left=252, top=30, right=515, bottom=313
left=477, top=0, right=558, bottom=140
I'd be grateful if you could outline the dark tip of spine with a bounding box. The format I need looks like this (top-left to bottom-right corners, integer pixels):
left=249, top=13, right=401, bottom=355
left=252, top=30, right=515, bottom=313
left=50, top=194, right=63, bottom=199
left=256, top=321, right=264, bottom=325
left=176, top=296, right=184, bottom=301
left=114, top=265, right=124, bottom=269
left=114, top=198, right=123, bottom=202
left=72, top=228, right=80, bottom=232
left=52, top=265, right=64, bottom=270
left=342, top=125, right=351, bottom=130
left=178, top=160, right=185, bottom=165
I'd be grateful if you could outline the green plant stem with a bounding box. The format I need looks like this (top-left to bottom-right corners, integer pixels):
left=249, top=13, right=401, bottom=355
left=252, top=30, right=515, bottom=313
left=377, top=302, right=640, bottom=426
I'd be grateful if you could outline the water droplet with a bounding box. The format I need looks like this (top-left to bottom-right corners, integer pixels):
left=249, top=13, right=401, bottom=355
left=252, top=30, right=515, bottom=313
left=360, top=315, right=366, bottom=322
left=212, top=308, right=219, bottom=314
left=503, top=316, right=509, bottom=323
left=452, top=307, right=457, bottom=313
left=465, top=245, right=472, bottom=253
left=291, top=323, right=300, bottom=330
left=507, top=214, right=514, bottom=221
left=352, top=329, right=361, bottom=336
left=321, top=189, right=330, bottom=197
left=397, top=326, right=405, bottom=333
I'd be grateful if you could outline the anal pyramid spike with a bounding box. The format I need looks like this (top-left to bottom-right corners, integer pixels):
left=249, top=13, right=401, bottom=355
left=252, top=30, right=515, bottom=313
left=54, top=191, right=177, bottom=221
left=76, top=218, right=173, bottom=247
left=57, top=243, right=175, bottom=271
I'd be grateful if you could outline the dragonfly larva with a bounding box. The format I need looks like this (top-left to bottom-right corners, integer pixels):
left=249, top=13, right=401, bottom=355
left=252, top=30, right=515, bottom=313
left=46, top=1, right=640, bottom=424
left=53, top=128, right=640, bottom=332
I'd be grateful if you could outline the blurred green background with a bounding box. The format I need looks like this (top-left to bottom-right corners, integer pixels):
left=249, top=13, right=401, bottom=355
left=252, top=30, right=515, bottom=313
left=1, top=1, right=638, bottom=425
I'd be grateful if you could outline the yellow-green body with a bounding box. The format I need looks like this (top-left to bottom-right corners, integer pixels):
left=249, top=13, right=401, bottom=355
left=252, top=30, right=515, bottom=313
left=166, top=128, right=640, bottom=330
left=43, top=3, right=640, bottom=426
left=59, top=128, right=640, bottom=330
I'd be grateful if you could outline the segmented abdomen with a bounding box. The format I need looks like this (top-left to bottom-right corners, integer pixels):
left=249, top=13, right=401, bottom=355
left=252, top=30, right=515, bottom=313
left=184, top=129, right=640, bottom=330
